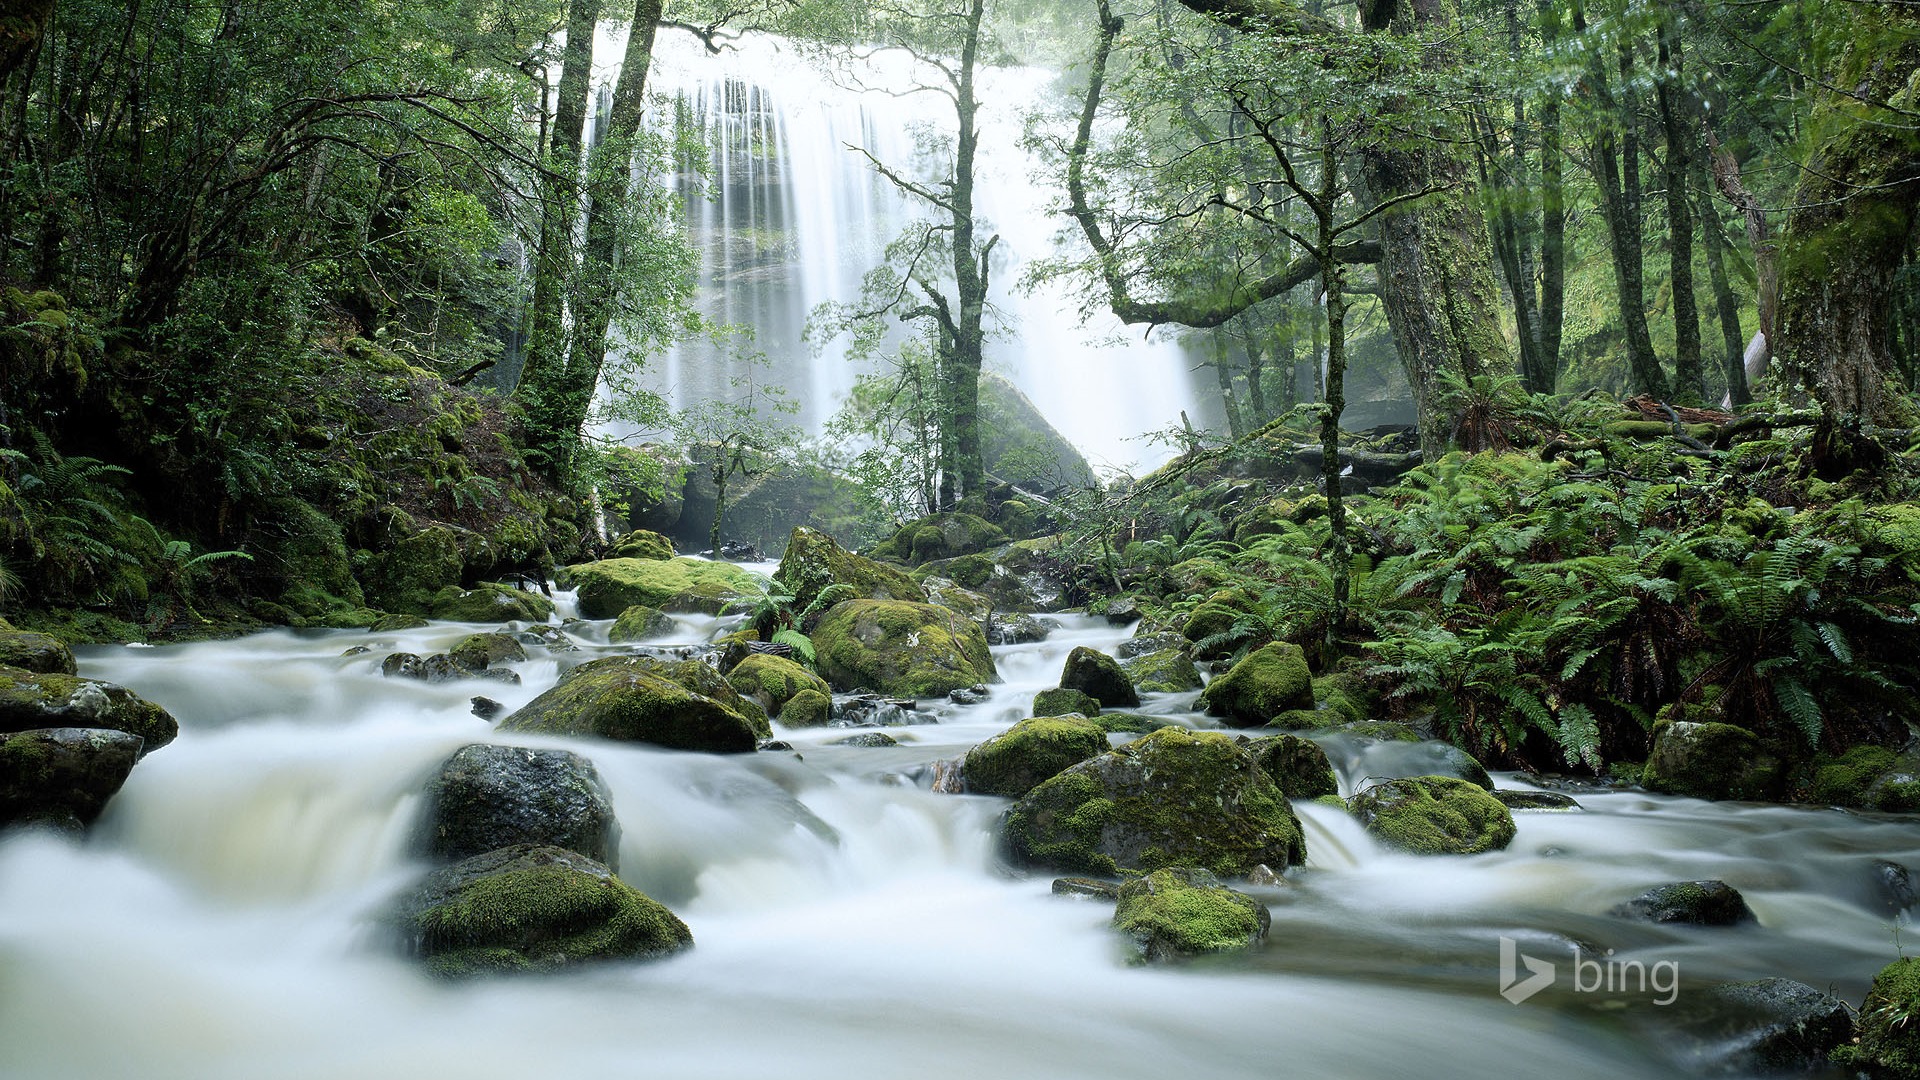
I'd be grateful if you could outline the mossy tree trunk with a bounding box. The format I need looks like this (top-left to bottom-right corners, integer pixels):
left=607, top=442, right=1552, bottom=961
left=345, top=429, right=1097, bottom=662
left=1776, top=6, right=1920, bottom=424
left=1657, top=15, right=1702, bottom=405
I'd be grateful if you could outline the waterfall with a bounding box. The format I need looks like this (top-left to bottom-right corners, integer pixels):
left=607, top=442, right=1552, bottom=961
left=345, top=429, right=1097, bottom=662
left=627, top=31, right=1214, bottom=476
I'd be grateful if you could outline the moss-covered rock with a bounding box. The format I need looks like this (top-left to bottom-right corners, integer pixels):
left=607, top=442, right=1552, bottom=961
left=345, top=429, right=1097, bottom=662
left=363, top=524, right=465, bottom=614
left=429, top=584, right=555, bottom=623
left=448, top=633, right=526, bottom=672
left=1346, top=775, right=1516, bottom=855
left=773, top=526, right=925, bottom=616
left=0, top=667, right=177, bottom=752
left=1060, top=646, right=1139, bottom=708
left=1812, top=746, right=1920, bottom=812
left=498, top=656, right=761, bottom=753
left=608, top=604, right=676, bottom=643
left=610, top=529, right=676, bottom=561
left=388, top=844, right=691, bottom=979
left=567, top=557, right=758, bottom=618
left=811, top=599, right=995, bottom=699
left=1643, top=720, right=1784, bottom=801
left=1180, top=601, right=1246, bottom=648
left=1032, top=686, right=1101, bottom=718
left=625, top=656, right=771, bottom=738
left=727, top=654, right=829, bottom=716
left=0, top=727, right=144, bottom=830
left=920, top=575, right=994, bottom=626
left=869, top=512, right=1008, bottom=566
left=370, top=613, right=429, bottom=632
left=1612, top=880, right=1755, bottom=925
left=1004, top=727, right=1306, bottom=877
left=963, top=715, right=1109, bottom=798
left=1245, top=733, right=1339, bottom=799
left=0, top=630, right=76, bottom=675
left=258, top=496, right=367, bottom=617
left=778, top=687, right=832, bottom=728
left=417, top=744, right=618, bottom=866
left=1112, top=867, right=1270, bottom=963
left=1120, top=647, right=1202, bottom=694
left=1840, top=957, right=1920, bottom=1078
left=1198, top=642, right=1313, bottom=727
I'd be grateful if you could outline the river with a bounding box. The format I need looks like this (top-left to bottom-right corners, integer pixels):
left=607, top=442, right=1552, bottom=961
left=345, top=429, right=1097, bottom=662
left=1, top=592, right=1913, bottom=1079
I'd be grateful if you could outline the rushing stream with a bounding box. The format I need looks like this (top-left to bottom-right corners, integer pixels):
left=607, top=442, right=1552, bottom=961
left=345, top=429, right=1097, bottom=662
left=2, top=589, right=1915, bottom=1079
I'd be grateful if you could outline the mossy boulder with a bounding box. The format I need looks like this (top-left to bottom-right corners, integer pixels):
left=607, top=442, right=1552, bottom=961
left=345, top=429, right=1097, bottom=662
left=1245, top=733, right=1339, bottom=799
left=773, top=526, right=925, bottom=616
left=417, top=744, right=619, bottom=866
left=363, top=524, right=465, bottom=614
left=1060, top=646, right=1139, bottom=708
left=727, top=654, right=829, bottom=715
left=0, top=630, right=76, bottom=675
left=429, top=584, right=555, bottom=623
left=608, top=604, right=676, bottom=643
left=567, top=557, right=759, bottom=618
left=499, top=656, right=761, bottom=753
left=1840, top=958, right=1920, bottom=1078
left=811, top=599, right=995, bottom=699
left=1120, top=647, right=1202, bottom=694
left=1180, top=601, right=1246, bottom=648
left=370, top=613, right=429, bottom=632
left=448, top=633, right=526, bottom=672
left=920, top=575, right=994, bottom=625
left=610, top=529, right=676, bottom=561
left=1004, top=727, right=1306, bottom=877
left=1032, top=686, right=1102, bottom=718
left=1198, top=642, right=1314, bottom=727
left=1678, top=978, right=1852, bottom=1075
left=0, top=668, right=177, bottom=752
left=1346, top=775, right=1516, bottom=855
left=388, top=844, right=691, bottom=980
left=778, top=687, right=831, bottom=728
left=1112, top=867, right=1271, bottom=963
left=1612, top=880, right=1755, bottom=926
left=623, top=656, right=771, bottom=738
left=963, top=716, right=1109, bottom=798
left=870, top=512, right=1008, bottom=566
left=0, top=727, right=144, bottom=830
left=1812, top=746, right=1920, bottom=812
left=1643, top=720, right=1784, bottom=801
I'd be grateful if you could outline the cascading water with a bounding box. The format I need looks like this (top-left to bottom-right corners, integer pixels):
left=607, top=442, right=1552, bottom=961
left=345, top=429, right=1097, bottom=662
left=2, top=595, right=1915, bottom=1078
left=636, top=32, right=1214, bottom=474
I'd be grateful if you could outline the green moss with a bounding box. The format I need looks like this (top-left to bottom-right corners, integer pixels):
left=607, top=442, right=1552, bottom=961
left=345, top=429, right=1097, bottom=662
left=370, top=613, right=429, bottom=632
left=1346, top=775, right=1516, bottom=855
left=1112, top=868, right=1269, bottom=962
left=1032, top=686, right=1101, bottom=718
left=499, top=657, right=760, bottom=752
left=430, top=584, right=555, bottom=623
left=1120, top=647, right=1203, bottom=694
left=774, top=526, right=925, bottom=614
left=1199, top=642, right=1314, bottom=727
left=963, top=716, right=1109, bottom=798
left=608, top=604, right=675, bottom=643
left=726, top=653, right=829, bottom=715
left=778, top=687, right=832, bottom=728
left=567, top=557, right=758, bottom=618
left=610, top=529, right=675, bottom=561
left=1005, top=727, right=1305, bottom=878
left=1643, top=720, right=1783, bottom=801
left=0, top=668, right=178, bottom=751
left=1603, top=420, right=1716, bottom=441
left=449, top=633, right=525, bottom=671
left=869, top=512, right=1008, bottom=566
left=397, top=845, right=691, bottom=980
left=1838, top=958, right=1920, bottom=1079
left=810, top=599, right=996, bottom=698
left=363, top=525, right=464, bottom=614
left=0, top=630, right=76, bottom=675
left=1812, top=746, right=1898, bottom=806
left=1245, top=733, right=1339, bottom=799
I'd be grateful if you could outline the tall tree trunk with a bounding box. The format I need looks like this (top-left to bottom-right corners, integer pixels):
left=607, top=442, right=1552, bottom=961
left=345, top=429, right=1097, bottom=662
left=1211, top=332, right=1246, bottom=438
left=518, top=0, right=601, bottom=420
left=945, top=0, right=991, bottom=500
left=1776, top=5, right=1920, bottom=423
left=1703, top=121, right=1776, bottom=384
left=1581, top=7, right=1668, bottom=399
left=1473, top=102, right=1545, bottom=391
left=1657, top=18, right=1702, bottom=404
left=1537, top=0, right=1566, bottom=385
left=1695, top=160, right=1749, bottom=407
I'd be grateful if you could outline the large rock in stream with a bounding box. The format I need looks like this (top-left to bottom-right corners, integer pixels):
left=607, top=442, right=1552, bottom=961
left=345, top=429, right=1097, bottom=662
left=565, top=557, right=760, bottom=618
left=388, top=844, right=691, bottom=979
left=0, top=667, right=177, bottom=752
left=0, top=727, right=144, bottom=830
left=1197, top=642, right=1314, bottom=726
left=498, top=656, right=764, bottom=753
left=963, top=715, right=1109, bottom=798
left=1112, top=867, right=1271, bottom=963
left=773, top=526, right=925, bottom=615
left=417, top=744, right=619, bottom=866
left=811, top=599, right=996, bottom=699
left=1059, top=646, right=1138, bottom=709
left=1004, top=727, right=1305, bottom=878
left=1346, top=775, right=1515, bottom=855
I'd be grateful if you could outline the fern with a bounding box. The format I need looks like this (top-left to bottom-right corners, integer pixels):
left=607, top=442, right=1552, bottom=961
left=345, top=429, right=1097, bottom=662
left=771, top=628, right=817, bottom=667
